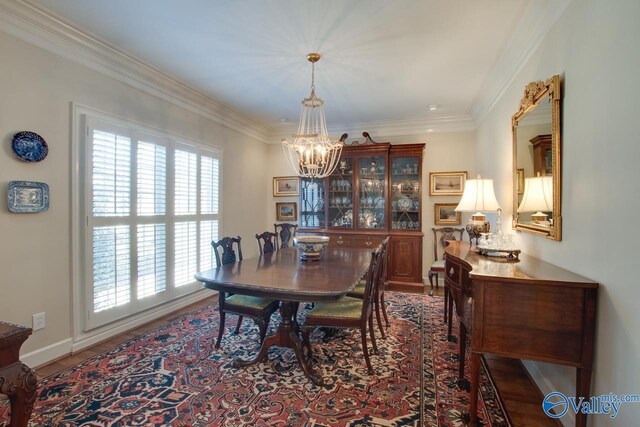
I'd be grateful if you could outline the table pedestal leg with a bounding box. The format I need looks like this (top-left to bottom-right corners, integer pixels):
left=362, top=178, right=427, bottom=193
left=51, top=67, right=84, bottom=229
left=232, top=301, right=323, bottom=385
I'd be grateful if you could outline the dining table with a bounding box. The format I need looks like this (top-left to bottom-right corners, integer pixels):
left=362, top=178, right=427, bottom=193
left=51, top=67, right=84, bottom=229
left=194, top=246, right=372, bottom=386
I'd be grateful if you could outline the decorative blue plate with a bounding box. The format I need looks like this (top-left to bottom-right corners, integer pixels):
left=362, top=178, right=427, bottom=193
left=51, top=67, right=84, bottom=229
left=8, top=181, right=49, bottom=213
left=11, top=131, right=48, bottom=162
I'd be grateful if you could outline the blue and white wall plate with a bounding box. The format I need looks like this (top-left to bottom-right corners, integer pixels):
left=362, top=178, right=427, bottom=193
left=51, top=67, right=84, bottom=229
left=8, top=181, right=50, bottom=213
left=11, top=131, right=49, bottom=162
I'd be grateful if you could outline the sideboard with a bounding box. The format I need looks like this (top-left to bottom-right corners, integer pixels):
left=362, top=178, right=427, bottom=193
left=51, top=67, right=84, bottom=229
left=444, top=241, right=598, bottom=427
left=0, top=322, right=38, bottom=426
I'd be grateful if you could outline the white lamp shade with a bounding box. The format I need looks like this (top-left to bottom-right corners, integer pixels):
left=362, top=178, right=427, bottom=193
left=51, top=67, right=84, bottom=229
left=455, top=178, right=500, bottom=212
left=517, top=176, right=553, bottom=213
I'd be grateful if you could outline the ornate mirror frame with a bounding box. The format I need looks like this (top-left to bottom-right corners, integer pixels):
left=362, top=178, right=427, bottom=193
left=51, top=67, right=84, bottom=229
left=512, top=75, right=562, bottom=240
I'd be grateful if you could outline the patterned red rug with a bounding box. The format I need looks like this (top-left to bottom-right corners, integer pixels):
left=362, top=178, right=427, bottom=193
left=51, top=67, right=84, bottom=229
left=1, top=293, right=509, bottom=426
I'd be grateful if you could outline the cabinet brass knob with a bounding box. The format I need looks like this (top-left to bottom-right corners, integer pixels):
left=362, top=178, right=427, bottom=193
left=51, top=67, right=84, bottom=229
left=365, top=241, right=373, bottom=246
left=337, top=240, right=344, bottom=245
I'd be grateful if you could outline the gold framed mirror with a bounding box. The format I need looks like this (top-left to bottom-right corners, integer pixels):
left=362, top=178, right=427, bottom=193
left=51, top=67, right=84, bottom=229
left=512, top=75, right=561, bottom=240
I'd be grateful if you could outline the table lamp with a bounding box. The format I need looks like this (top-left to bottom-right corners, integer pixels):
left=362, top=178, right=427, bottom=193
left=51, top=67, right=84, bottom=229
left=455, top=176, right=500, bottom=244
left=517, top=174, right=553, bottom=225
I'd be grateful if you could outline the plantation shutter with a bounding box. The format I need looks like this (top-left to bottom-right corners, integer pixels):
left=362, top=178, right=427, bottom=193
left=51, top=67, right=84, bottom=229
left=84, top=116, right=221, bottom=330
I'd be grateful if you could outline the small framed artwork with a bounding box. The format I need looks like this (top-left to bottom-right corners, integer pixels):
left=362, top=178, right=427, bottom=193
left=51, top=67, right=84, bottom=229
left=276, top=202, right=297, bottom=221
left=434, top=203, right=461, bottom=225
left=273, top=176, right=299, bottom=197
left=517, top=168, right=525, bottom=194
left=429, top=171, right=467, bottom=196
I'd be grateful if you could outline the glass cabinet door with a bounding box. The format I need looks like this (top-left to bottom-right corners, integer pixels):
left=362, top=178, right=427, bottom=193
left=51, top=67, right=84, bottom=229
left=358, top=156, right=386, bottom=229
left=391, top=157, right=420, bottom=230
left=328, top=157, right=354, bottom=228
left=300, top=177, right=325, bottom=228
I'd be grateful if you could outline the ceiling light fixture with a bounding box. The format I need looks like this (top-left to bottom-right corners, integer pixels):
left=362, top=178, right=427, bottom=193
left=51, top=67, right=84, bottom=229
left=282, top=53, right=342, bottom=179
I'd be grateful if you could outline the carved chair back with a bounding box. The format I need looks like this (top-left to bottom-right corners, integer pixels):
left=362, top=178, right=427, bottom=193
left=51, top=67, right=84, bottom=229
left=274, top=223, right=298, bottom=248
left=431, top=227, right=464, bottom=262
left=255, top=231, right=278, bottom=255
left=212, top=236, right=243, bottom=267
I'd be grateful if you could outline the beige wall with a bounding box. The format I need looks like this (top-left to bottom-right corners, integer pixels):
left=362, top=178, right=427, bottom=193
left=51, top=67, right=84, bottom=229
left=0, top=31, right=268, bottom=355
left=475, top=0, right=640, bottom=424
left=266, top=131, right=476, bottom=281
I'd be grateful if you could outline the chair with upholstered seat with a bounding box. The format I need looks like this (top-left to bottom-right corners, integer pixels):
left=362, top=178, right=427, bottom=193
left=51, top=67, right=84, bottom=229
left=208, top=236, right=279, bottom=348
left=302, top=240, right=385, bottom=375
left=255, top=231, right=278, bottom=255
left=347, top=236, right=390, bottom=338
left=428, top=227, right=464, bottom=340
left=274, top=223, right=298, bottom=248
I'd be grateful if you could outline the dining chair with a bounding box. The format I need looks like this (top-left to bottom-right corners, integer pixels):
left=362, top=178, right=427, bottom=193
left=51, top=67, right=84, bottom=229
left=301, top=241, right=385, bottom=375
left=347, top=236, right=390, bottom=338
left=209, top=236, right=279, bottom=348
left=274, top=223, right=298, bottom=248
left=428, top=227, right=464, bottom=341
left=255, top=231, right=278, bottom=255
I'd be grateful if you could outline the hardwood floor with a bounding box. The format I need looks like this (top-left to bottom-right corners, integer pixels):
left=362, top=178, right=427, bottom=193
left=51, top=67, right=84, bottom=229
left=36, top=291, right=560, bottom=426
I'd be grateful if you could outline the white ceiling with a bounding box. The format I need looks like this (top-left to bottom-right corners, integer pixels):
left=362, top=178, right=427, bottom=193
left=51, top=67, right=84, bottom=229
left=30, top=0, right=533, bottom=133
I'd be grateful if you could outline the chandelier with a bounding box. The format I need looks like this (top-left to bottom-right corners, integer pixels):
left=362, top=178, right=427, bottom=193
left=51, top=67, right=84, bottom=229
left=282, top=53, right=343, bottom=179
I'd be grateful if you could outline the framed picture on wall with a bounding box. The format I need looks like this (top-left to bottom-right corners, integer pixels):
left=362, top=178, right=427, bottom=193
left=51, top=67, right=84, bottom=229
left=273, top=176, right=300, bottom=197
left=434, top=203, right=461, bottom=225
left=276, top=202, right=297, bottom=221
left=429, top=171, right=467, bottom=196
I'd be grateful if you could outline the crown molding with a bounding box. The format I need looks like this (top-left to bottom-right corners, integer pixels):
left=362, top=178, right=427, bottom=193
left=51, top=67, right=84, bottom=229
left=269, top=114, right=476, bottom=144
left=0, top=0, right=270, bottom=143
left=470, top=0, right=573, bottom=125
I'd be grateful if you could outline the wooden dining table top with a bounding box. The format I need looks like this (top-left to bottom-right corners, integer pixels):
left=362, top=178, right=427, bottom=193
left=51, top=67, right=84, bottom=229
left=194, top=246, right=372, bottom=302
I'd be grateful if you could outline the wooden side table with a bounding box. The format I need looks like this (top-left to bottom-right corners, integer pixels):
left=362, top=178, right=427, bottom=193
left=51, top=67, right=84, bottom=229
left=0, top=322, right=37, bottom=427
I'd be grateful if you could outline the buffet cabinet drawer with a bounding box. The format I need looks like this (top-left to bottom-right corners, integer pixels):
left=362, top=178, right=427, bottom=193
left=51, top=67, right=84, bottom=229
left=299, top=233, right=383, bottom=249
left=444, top=255, right=461, bottom=285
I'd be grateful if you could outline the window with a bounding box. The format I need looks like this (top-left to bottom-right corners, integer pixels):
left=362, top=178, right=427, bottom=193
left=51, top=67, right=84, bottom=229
left=84, top=116, right=220, bottom=329
left=300, top=178, right=325, bottom=228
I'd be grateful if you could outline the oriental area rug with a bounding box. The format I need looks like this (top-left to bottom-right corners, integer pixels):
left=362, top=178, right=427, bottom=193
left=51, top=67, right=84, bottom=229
left=0, top=293, right=510, bottom=426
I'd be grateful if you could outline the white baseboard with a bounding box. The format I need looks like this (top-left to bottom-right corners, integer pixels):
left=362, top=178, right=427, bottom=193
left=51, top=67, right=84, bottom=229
left=522, top=360, right=574, bottom=427
left=21, top=290, right=213, bottom=369
left=22, top=338, right=74, bottom=369
left=72, top=290, right=213, bottom=353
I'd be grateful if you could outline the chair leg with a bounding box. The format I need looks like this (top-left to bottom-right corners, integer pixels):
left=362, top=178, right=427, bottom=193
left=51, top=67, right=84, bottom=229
left=380, top=291, right=390, bottom=328
left=361, top=324, right=374, bottom=375
left=429, top=271, right=438, bottom=297
left=368, top=314, right=378, bottom=355
left=215, top=293, right=226, bottom=349
left=215, top=311, right=226, bottom=349
left=234, top=316, right=244, bottom=334
left=374, top=294, right=386, bottom=339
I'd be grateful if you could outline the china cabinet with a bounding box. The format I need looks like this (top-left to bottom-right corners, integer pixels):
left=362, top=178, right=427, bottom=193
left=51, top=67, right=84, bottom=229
left=299, top=133, right=424, bottom=291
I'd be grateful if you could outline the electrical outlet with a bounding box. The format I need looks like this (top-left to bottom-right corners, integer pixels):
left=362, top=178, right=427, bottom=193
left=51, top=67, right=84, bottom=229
left=32, top=312, right=45, bottom=331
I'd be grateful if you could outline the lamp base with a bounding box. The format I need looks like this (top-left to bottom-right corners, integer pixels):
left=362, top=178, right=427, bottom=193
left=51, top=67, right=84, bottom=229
left=466, top=220, right=490, bottom=245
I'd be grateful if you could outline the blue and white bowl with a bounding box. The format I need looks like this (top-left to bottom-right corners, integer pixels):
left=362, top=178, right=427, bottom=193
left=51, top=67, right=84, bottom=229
left=294, top=236, right=330, bottom=261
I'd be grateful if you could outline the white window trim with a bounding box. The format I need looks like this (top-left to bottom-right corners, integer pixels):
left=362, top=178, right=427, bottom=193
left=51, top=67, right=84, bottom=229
left=71, top=103, right=224, bottom=342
